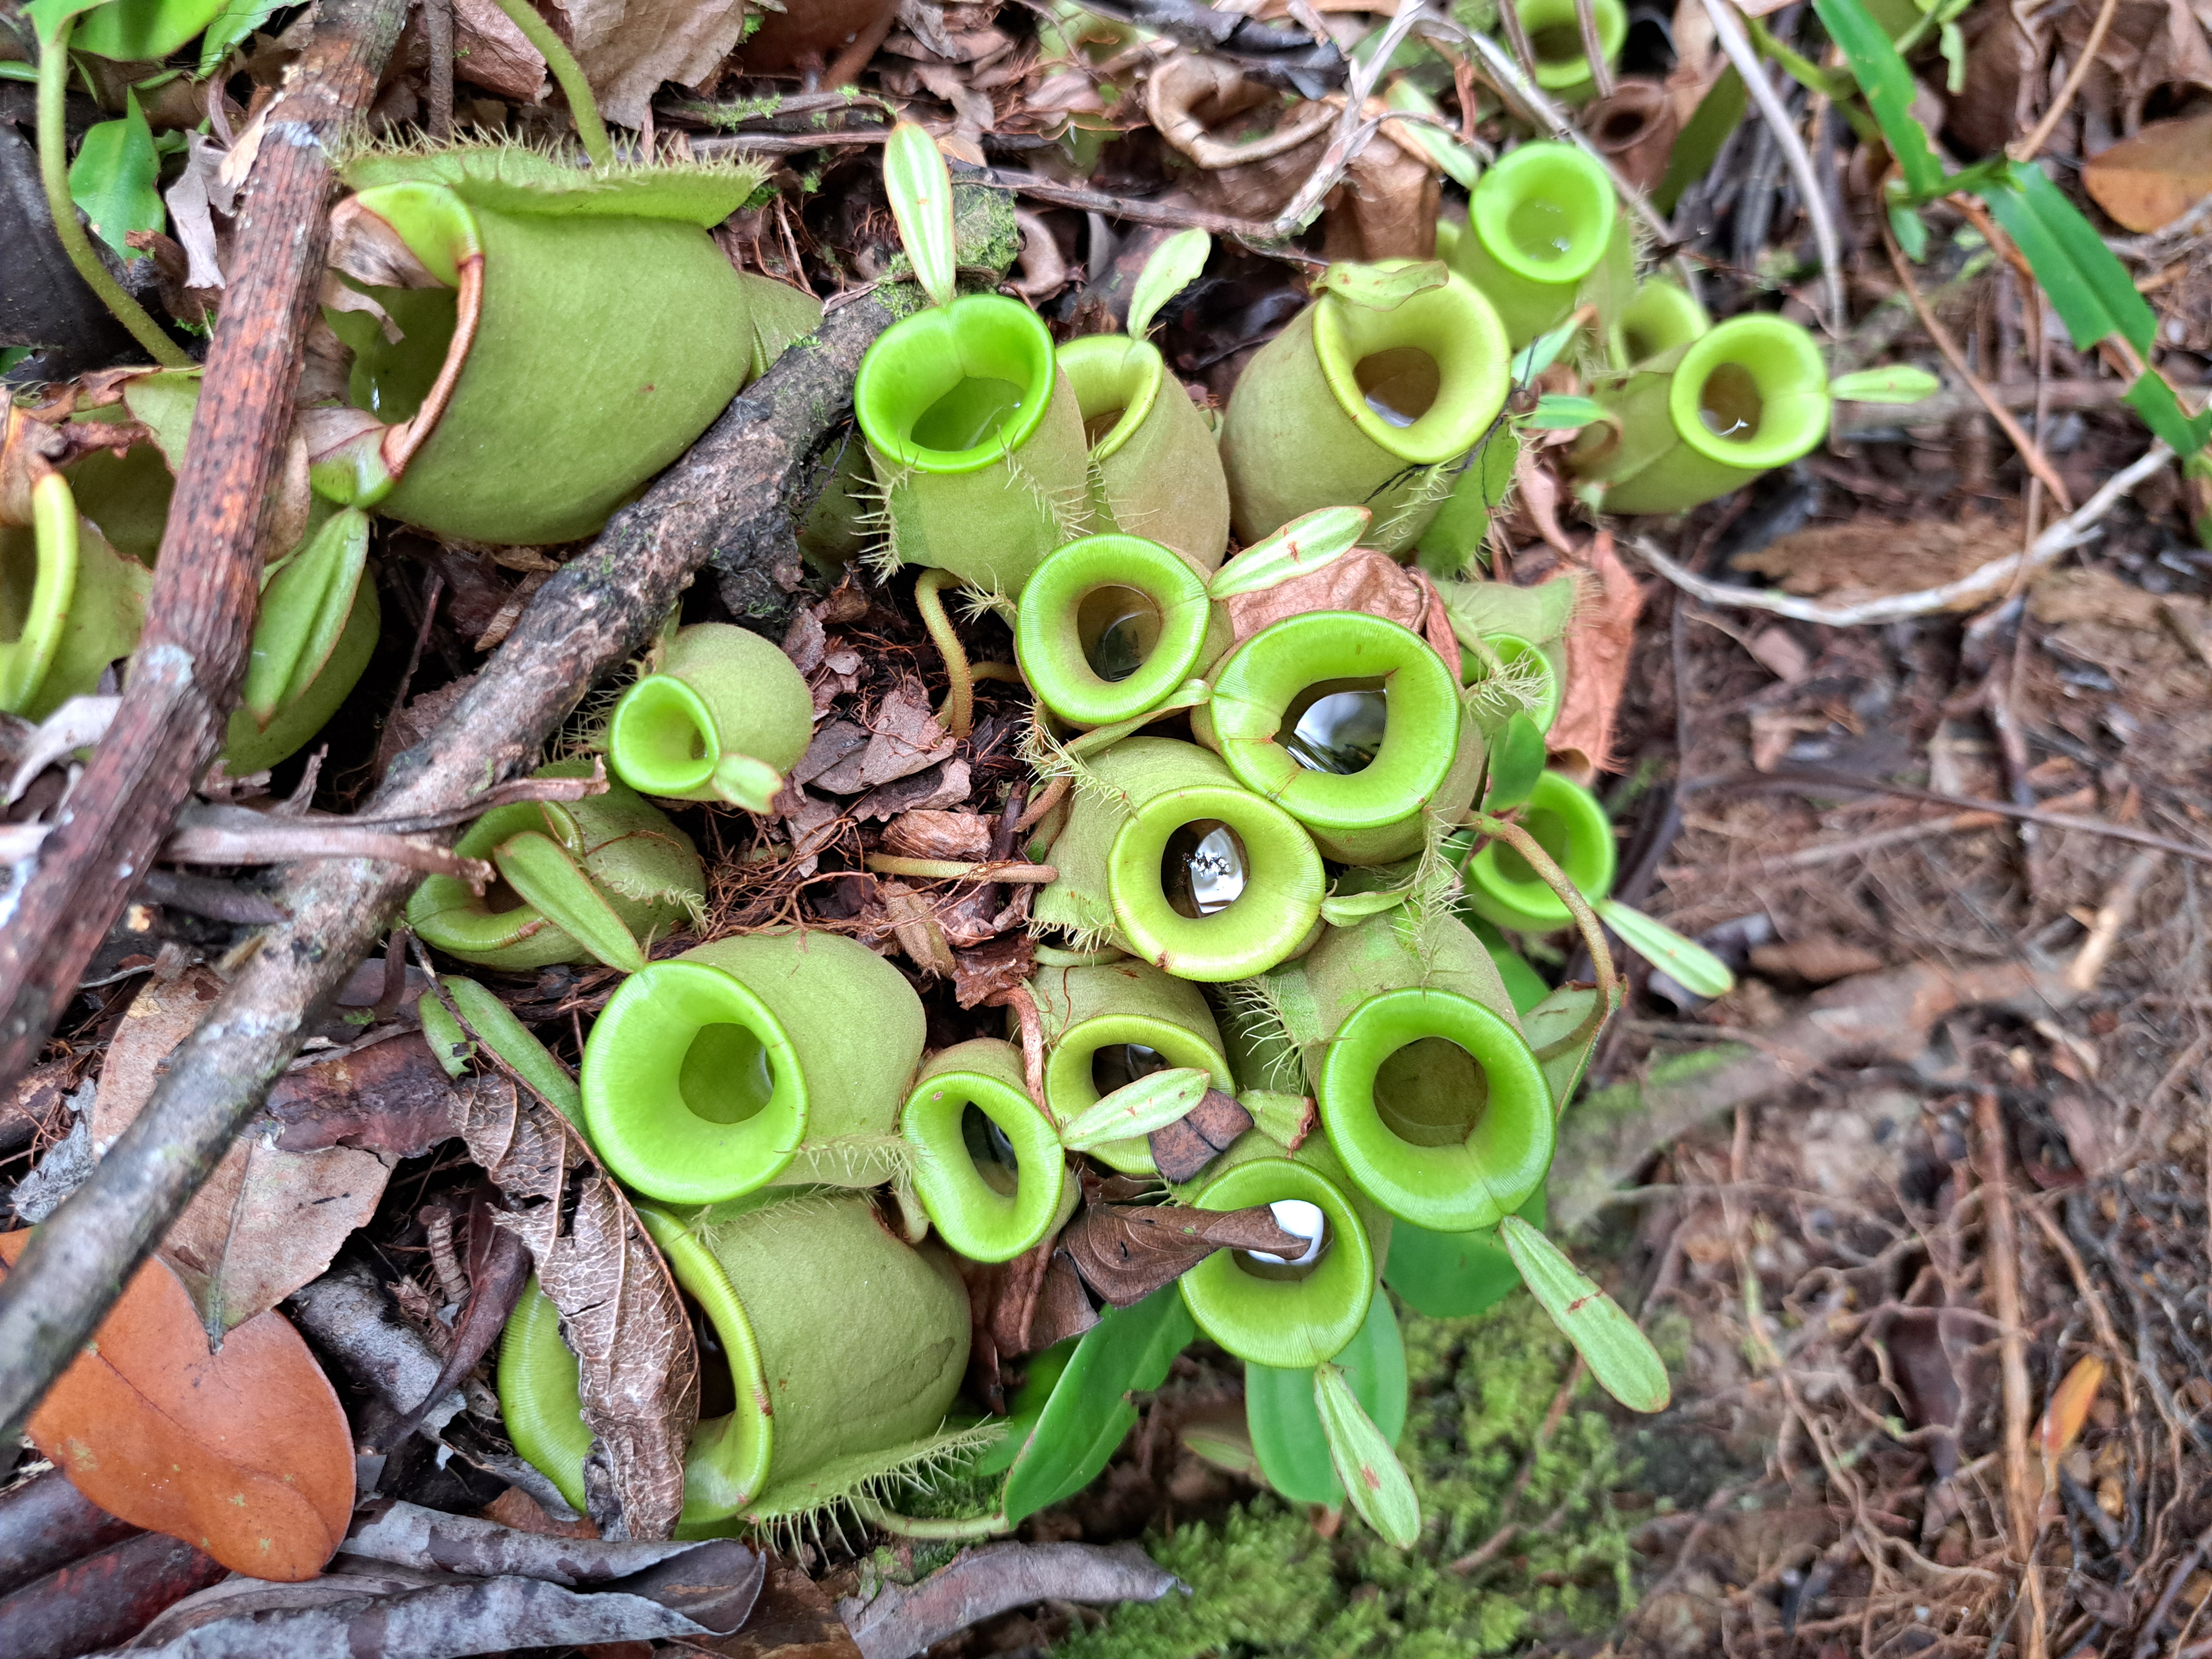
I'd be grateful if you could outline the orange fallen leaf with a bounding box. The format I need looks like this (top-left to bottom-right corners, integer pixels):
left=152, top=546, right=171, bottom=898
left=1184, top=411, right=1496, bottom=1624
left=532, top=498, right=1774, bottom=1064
left=0, top=1230, right=354, bottom=1581
left=2083, top=113, right=2212, bottom=233
left=2036, top=1352, right=2108, bottom=1464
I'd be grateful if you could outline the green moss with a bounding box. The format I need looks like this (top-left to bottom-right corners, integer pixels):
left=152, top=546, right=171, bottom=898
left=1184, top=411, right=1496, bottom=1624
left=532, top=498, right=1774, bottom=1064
left=1062, top=1295, right=1640, bottom=1657
left=951, top=179, right=1022, bottom=276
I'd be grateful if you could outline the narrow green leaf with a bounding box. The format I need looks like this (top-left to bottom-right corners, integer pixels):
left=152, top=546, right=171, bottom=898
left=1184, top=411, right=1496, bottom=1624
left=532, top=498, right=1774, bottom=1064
left=883, top=121, right=958, bottom=309
left=1313, top=1363, right=1420, bottom=1546
left=70, top=0, right=227, bottom=58
left=241, top=508, right=368, bottom=728
left=1653, top=66, right=1743, bottom=216
left=1058, top=1066, right=1209, bottom=1151
left=491, top=831, right=649, bottom=975
left=198, top=0, right=285, bottom=71
left=1321, top=887, right=1413, bottom=927
left=69, top=89, right=163, bottom=256
left=1811, top=0, right=1944, bottom=199
left=26, top=0, right=116, bottom=41
left=1510, top=315, right=1584, bottom=384
left=1127, top=227, right=1210, bottom=340
left=1596, top=898, right=1735, bottom=999
left=1500, top=1215, right=1670, bottom=1412
left=1979, top=159, right=2157, bottom=355
left=1829, top=364, right=1941, bottom=403
left=1247, top=1294, right=1407, bottom=1505
left=0, top=61, right=37, bottom=80
left=1520, top=983, right=1611, bottom=1110
left=1480, top=711, right=1546, bottom=813
left=442, top=974, right=583, bottom=1128
left=1521, top=395, right=1602, bottom=431
left=2122, top=372, right=2212, bottom=457
left=1208, top=506, right=1370, bottom=598
left=1382, top=78, right=1480, bottom=190
left=1313, top=259, right=1450, bottom=312
left=418, top=993, right=474, bottom=1078
left=1887, top=199, right=1930, bottom=262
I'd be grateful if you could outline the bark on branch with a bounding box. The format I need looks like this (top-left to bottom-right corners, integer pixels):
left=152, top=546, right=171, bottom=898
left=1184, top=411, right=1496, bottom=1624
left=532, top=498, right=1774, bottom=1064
left=0, top=0, right=410, bottom=1078
left=0, top=295, right=895, bottom=1437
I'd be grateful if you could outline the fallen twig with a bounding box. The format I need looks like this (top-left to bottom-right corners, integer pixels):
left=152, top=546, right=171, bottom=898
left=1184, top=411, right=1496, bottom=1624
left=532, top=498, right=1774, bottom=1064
left=0, top=296, right=900, bottom=1441
left=1633, top=441, right=2175, bottom=626
left=837, top=1542, right=1185, bottom=1659
left=0, top=0, right=412, bottom=1080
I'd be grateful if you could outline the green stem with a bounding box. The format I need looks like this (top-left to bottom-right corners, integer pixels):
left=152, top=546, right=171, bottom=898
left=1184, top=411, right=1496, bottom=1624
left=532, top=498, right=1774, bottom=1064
left=1463, top=810, right=1618, bottom=1064
left=487, top=0, right=613, bottom=168
left=972, top=660, right=1024, bottom=684
left=863, top=853, right=1058, bottom=883
left=848, top=1492, right=1010, bottom=1539
left=36, top=20, right=192, bottom=369
left=914, top=569, right=974, bottom=740
left=1744, top=16, right=1857, bottom=100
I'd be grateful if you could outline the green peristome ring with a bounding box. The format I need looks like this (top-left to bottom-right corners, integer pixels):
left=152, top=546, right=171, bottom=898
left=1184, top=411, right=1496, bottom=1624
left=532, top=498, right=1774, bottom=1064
left=498, top=1192, right=969, bottom=1529
left=1035, top=736, right=1325, bottom=984
left=1447, top=140, right=1618, bottom=345
left=407, top=757, right=704, bottom=969
left=0, top=471, right=150, bottom=722
left=1218, top=264, right=1511, bottom=555
left=1572, top=314, right=1830, bottom=516
left=1609, top=278, right=1711, bottom=370
left=1457, top=768, right=1617, bottom=933
left=1057, top=332, right=1231, bottom=571
left=1192, top=610, right=1475, bottom=863
left=607, top=622, right=814, bottom=805
left=581, top=930, right=925, bottom=1204
left=854, top=292, right=1092, bottom=596
left=1508, top=0, right=1626, bottom=100
left=901, top=1039, right=1068, bottom=1263
left=1014, top=534, right=1224, bottom=730
left=1177, top=1139, right=1377, bottom=1370
left=315, top=148, right=788, bottom=546
left=1032, top=957, right=1235, bottom=1176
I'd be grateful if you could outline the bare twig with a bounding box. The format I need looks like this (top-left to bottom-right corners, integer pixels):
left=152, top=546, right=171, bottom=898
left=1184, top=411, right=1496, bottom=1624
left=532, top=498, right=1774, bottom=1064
left=2064, top=851, right=2163, bottom=993
left=1695, top=0, right=1843, bottom=332
left=838, top=1541, right=1184, bottom=1659
left=1973, top=1092, right=2038, bottom=1559
left=0, top=0, right=412, bottom=1081
left=1632, top=441, right=2174, bottom=626
left=1573, top=0, right=1615, bottom=99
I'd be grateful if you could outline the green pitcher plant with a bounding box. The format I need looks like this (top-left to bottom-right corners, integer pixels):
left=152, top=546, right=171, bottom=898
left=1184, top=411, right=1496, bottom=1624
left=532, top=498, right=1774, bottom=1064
left=1055, top=228, right=1231, bottom=570
left=406, top=758, right=706, bottom=973
left=1030, top=957, right=1237, bottom=1175
left=1242, top=1290, right=1407, bottom=1512
left=1033, top=735, right=1326, bottom=983
left=581, top=930, right=927, bottom=1204
left=1607, top=277, right=1712, bottom=370
left=307, top=144, right=807, bottom=546
left=499, top=1192, right=972, bottom=1532
left=1570, top=312, right=1830, bottom=515
left=1014, top=533, right=1227, bottom=730
left=1440, top=140, right=1622, bottom=346
left=1192, top=610, right=1482, bottom=866
left=853, top=126, right=1090, bottom=596
left=1503, top=0, right=1628, bottom=102
left=1217, top=260, right=1511, bottom=555
left=1435, top=573, right=1579, bottom=743
left=606, top=620, right=814, bottom=814
left=899, top=1039, right=1070, bottom=1263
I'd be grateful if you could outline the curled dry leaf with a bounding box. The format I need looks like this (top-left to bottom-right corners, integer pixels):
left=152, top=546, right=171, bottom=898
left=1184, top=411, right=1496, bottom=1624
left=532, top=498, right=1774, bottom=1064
left=0, top=1231, right=354, bottom=1581
left=1547, top=531, right=1642, bottom=782
left=377, top=1185, right=532, bottom=1449
left=1060, top=1204, right=1307, bottom=1307
left=453, top=0, right=549, bottom=101
left=461, top=1074, right=699, bottom=1540
left=1146, top=1087, right=1255, bottom=1183
left=1223, top=546, right=1463, bottom=676
left=339, top=1499, right=733, bottom=1585
left=2083, top=112, right=2212, bottom=233
left=881, top=809, right=995, bottom=861
left=552, top=0, right=748, bottom=129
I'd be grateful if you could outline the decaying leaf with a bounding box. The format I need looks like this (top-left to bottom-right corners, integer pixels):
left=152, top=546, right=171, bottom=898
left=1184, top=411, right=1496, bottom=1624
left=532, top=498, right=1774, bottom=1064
left=453, top=0, right=548, bottom=101
left=462, top=1074, right=699, bottom=1540
left=1061, top=1204, right=1306, bottom=1307
left=549, top=0, right=748, bottom=129
left=0, top=1231, right=354, bottom=1582
left=951, top=930, right=1037, bottom=1010
left=268, top=1033, right=471, bottom=1158
left=339, top=1499, right=740, bottom=1586
left=378, top=1185, right=532, bottom=1448
left=2083, top=112, right=2212, bottom=232
left=808, top=679, right=958, bottom=794
left=708, top=1554, right=864, bottom=1659
left=92, top=966, right=226, bottom=1143
left=1223, top=546, right=1463, bottom=676
left=0, top=1528, right=228, bottom=1657
left=1546, top=531, right=1641, bottom=782
left=881, top=809, right=994, bottom=861
left=1145, top=1088, right=1255, bottom=1183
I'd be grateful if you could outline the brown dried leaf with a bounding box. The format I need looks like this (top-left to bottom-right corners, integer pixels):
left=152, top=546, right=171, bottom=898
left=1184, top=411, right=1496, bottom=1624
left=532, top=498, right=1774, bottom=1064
left=1061, top=1203, right=1304, bottom=1307
left=1732, top=514, right=2020, bottom=605
left=268, top=1033, right=469, bottom=1158
left=881, top=809, right=995, bottom=861
left=790, top=718, right=870, bottom=790
left=92, top=966, right=225, bottom=1146
left=1145, top=1088, right=1255, bottom=1183
left=463, top=1075, right=698, bottom=1540
left=1223, top=546, right=1462, bottom=674
left=1548, top=531, right=1642, bottom=781
left=0, top=1231, right=354, bottom=1581
left=952, top=930, right=1036, bottom=1009
left=1749, top=937, right=1887, bottom=984
left=871, top=880, right=958, bottom=977
left=549, top=0, right=748, bottom=128
left=2084, top=112, right=2212, bottom=232
left=853, top=757, right=972, bottom=821
left=700, top=1553, right=865, bottom=1658
left=2037, top=1354, right=2108, bottom=1462
left=452, top=0, right=548, bottom=99
left=380, top=1186, right=532, bottom=1447
left=481, top=1485, right=599, bottom=1539
left=812, top=679, right=957, bottom=794
left=162, top=1137, right=389, bottom=1333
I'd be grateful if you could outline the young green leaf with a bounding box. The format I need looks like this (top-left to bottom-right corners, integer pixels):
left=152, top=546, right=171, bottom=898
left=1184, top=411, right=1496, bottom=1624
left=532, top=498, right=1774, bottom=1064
left=68, top=89, right=163, bottom=255
left=1247, top=1294, right=1407, bottom=1504
left=1057, top=1066, right=1209, bottom=1151
left=1520, top=395, right=1602, bottom=431
left=1313, top=1363, right=1420, bottom=1546
left=241, top=509, right=369, bottom=729
left=1480, top=711, right=1546, bottom=814
left=884, top=121, right=958, bottom=309
left=1207, top=506, right=1371, bottom=598
left=1128, top=227, right=1210, bottom=340
left=196, top=0, right=284, bottom=72
left=1887, top=198, right=1930, bottom=262
left=1510, top=314, right=1585, bottom=384
left=1810, top=0, right=1944, bottom=200
left=418, top=993, right=474, bottom=1078
left=1321, top=886, right=1413, bottom=927
left=2122, top=368, right=2212, bottom=457
left=490, top=831, right=649, bottom=975
left=1312, top=259, right=1451, bottom=312
left=69, top=0, right=228, bottom=59
left=1499, top=1215, right=1670, bottom=1412
left=442, top=974, right=583, bottom=1128
left=1382, top=78, right=1481, bottom=190
left=1829, top=364, right=1941, bottom=403
left=1595, top=898, right=1735, bottom=999
left=1978, top=159, right=2157, bottom=355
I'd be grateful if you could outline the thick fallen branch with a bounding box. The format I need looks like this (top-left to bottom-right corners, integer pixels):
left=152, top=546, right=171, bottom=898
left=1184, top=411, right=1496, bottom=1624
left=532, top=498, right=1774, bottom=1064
left=0, top=0, right=411, bottom=1080
left=0, top=296, right=895, bottom=1439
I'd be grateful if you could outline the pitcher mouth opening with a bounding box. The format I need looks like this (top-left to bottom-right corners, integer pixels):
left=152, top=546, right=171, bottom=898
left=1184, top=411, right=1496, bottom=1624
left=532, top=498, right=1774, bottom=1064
left=1178, top=1159, right=1374, bottom=1369
left=1016, top=534, right=1211, bottom=727
left=1467, top=143, right=1615, bottom=287
left=1106, top=784, right=1325, bottom=981
left=1059, top=332, right=1167, bottom=461
left=1668, top=315, right=1831, bottom=470
left=902, top=1059, right=1064, bottom=1262
left=609, top=674, right=720, bottom=796
left=1460, top=769, right=1616, bottom=932
left=854, top=294, right=1060, bottom=474
left=1312, top=266, right=1511, bottom=464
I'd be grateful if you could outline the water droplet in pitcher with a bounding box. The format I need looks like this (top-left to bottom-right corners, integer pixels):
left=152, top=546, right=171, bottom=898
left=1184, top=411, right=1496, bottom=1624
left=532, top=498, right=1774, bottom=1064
left=1508, top=197, right=1576, bottom=261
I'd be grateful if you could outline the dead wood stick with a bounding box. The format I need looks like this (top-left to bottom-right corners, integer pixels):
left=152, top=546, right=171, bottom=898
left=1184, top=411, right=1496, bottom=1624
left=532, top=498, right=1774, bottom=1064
left=838, top=1542, right=1185, bottom=1659
left=0, top=0, right=410, bottom=1082
left=1973, top=1089, right=2046, bottom=1657
left=0, top=297, right=896, bottom=1441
